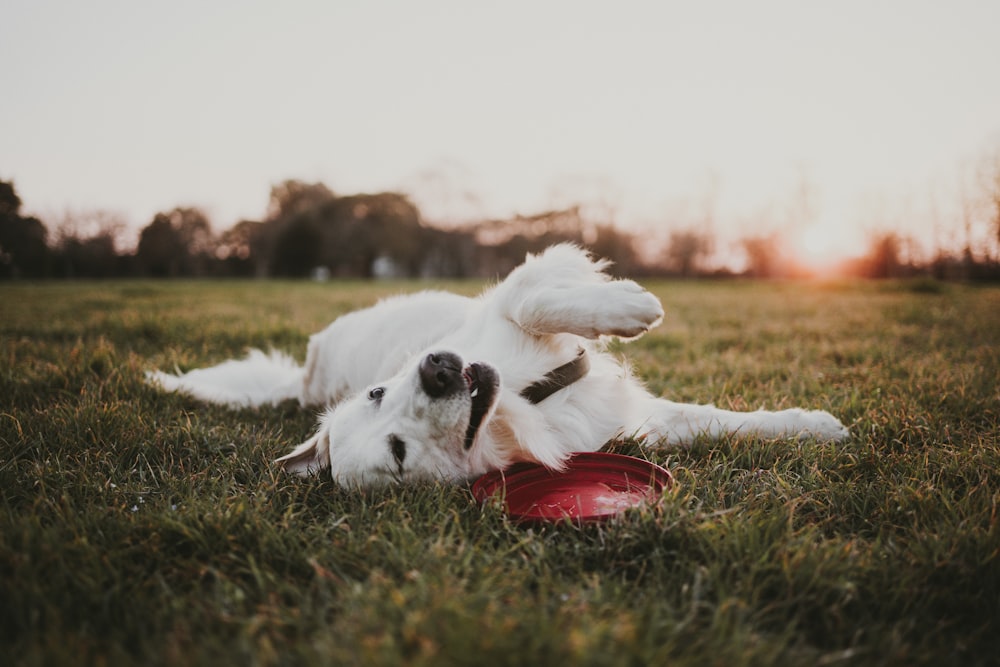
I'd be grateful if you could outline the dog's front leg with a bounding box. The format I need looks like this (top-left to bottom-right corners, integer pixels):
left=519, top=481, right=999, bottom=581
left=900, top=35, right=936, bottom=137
left=629, top=396, right=850, bottom=446
left=511, top=280, right=664, bottom=339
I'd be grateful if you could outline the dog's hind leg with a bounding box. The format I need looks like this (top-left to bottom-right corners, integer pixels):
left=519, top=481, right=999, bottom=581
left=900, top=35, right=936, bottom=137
left=626, top=395, right=850, bottom=446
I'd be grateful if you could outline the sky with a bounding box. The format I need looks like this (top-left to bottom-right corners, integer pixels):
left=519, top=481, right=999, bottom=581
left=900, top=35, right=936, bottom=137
left=3, top=0, right=999, bottom=261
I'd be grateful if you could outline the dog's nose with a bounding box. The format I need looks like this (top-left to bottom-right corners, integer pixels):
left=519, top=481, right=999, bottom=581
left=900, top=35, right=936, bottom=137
left=419, top=352, right=463, bottom=398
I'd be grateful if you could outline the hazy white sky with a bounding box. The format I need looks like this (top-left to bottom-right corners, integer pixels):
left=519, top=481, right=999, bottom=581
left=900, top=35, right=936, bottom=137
left=3, top=0, right=999, bottom=255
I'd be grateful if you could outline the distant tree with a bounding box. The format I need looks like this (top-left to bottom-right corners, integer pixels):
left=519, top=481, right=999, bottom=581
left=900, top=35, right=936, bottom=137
left=741, top=234, right=782, bottom=278
left=0, top=181, right=19, bottom=219
left=417, top=226, right=479, bottom=277
left=863, top=232, right=902, bottom=278
left=589, top=225, right=639, bottom=277
left=136, top=216, right=183, bottom=277
left=57, top=234, right=118, bottom=279
left=985, top=149, right=1000, bottom=259
left=949, top=147, right=1000, bottom=277
left=664, top=228, right=713, bottom=277
left=255, top=180, right=338, bottom=276
left=263, top=189, right=427, bottom=278
left=337, top=193, right=424, bottom=277
left=52, top=210, right=126, bottom=278
left=136, top=207, right=215, bottom=277
left=0, top=180, right=49, bottom=279
left=267, top=180, right=335, bottom=221
left=272, top=216, right=323, bottom=277
left=217, top=220, right=264, bottom=276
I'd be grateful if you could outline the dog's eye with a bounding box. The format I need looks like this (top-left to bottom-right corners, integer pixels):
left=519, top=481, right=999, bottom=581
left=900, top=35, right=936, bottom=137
left=367, top=387, right=385, bottom=403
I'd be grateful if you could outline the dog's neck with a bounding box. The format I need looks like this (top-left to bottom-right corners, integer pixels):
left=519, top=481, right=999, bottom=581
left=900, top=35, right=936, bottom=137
left=471, top=349, right=592, bottom=473
left=519, top=347, right=590, bottom=405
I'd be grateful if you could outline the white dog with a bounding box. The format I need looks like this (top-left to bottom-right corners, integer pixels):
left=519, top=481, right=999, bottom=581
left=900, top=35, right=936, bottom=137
left=149, top=244, right=848, bottom=486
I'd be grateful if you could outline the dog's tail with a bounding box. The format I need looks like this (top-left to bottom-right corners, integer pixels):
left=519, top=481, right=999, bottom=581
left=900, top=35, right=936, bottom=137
left=146, top=349, right=305, bottom=408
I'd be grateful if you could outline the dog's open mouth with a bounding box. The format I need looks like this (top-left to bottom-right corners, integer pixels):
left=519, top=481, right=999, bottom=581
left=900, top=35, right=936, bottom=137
left=463, top=362, right=499, bottom=450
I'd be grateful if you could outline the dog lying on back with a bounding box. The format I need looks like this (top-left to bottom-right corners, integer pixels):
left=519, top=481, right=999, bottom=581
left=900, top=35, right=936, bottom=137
left=149, top=244, right=848, bottom=486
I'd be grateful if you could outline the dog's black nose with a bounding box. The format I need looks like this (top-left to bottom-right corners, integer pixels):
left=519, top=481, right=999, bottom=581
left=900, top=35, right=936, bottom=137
left=419, top=352, right=463, bottom=398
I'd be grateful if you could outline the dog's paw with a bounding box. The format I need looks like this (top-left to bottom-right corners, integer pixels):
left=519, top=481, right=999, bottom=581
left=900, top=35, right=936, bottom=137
left=601, top=281, right=664, bottom=338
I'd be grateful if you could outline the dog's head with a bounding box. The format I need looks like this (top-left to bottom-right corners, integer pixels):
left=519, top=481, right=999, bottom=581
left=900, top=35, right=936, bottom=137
left=277, top=350, right=501, bottom=486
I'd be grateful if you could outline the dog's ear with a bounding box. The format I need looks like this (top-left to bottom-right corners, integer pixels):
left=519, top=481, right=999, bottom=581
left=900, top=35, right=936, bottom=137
left=275, top=428, right=331, bottom=476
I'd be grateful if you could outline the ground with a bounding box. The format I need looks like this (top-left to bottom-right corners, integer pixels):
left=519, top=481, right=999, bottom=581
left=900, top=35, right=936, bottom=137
left=1, top=278, right=998, bottom=666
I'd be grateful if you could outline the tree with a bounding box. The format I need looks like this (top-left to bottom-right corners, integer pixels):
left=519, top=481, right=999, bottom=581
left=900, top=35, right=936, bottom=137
left=52, top=210, right=126, bottom=278
left=265, top=188, right=428, bottom=278
left=136, top=207, right=215, bottom=277
left=338, top=193, right=424, bottom=277
left=984, top=149, right=1000, bottom=259
left=863, top=232, right=902, bottom=279
left=741, top=233, right=782, bottom=278
left=267, top=180, right=335, bottom=221
left=0, top=180, right=19, bottom=219
left=217, top=220, right=265, bottom=276
left=272, top=216, right=323, bottom=277
left=136, top=216, right=183, bottom=277
left=589, top=224, right=639, bottom=277
left=664, top=228, right=713, bottom=277
left=0, top=180, right=49, bottom=279
left=254, top=181, right=338, bottom=276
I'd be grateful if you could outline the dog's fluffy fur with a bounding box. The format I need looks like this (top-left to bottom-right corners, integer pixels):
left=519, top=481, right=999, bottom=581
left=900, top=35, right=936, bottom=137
left=149, top=244, right=848, bottom=486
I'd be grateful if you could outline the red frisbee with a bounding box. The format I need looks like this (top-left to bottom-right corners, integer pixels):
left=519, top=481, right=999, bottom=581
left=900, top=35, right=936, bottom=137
left=471, top=452, right=672, bottom=523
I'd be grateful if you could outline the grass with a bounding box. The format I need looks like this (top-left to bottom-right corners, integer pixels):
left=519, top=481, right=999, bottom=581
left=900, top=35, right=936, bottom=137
left=1, top=277, right=998, bottom=666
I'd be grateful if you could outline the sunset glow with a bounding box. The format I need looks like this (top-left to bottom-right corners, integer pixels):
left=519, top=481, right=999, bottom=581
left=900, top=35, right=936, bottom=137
left=791, top=223, right=863, bottom=276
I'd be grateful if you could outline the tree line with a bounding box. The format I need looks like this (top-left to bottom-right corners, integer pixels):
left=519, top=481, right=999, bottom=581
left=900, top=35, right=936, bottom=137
left=2, top=176, right=998, bottom=281
left=0, top=179, right=648, bottom=280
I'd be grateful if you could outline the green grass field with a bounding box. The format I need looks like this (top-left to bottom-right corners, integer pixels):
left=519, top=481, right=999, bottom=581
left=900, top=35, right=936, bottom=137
left=2, top=278, right=999, bottom=666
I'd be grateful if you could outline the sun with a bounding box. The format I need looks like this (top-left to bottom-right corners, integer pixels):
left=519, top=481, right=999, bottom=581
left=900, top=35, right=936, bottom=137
left=792, top=222, right=860, bottom=276
left=798, top=224, right=837, bottom=261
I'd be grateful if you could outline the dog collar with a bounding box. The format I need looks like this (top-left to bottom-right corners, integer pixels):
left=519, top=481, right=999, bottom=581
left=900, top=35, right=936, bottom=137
left=520, top=347, right=590, bottom=405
